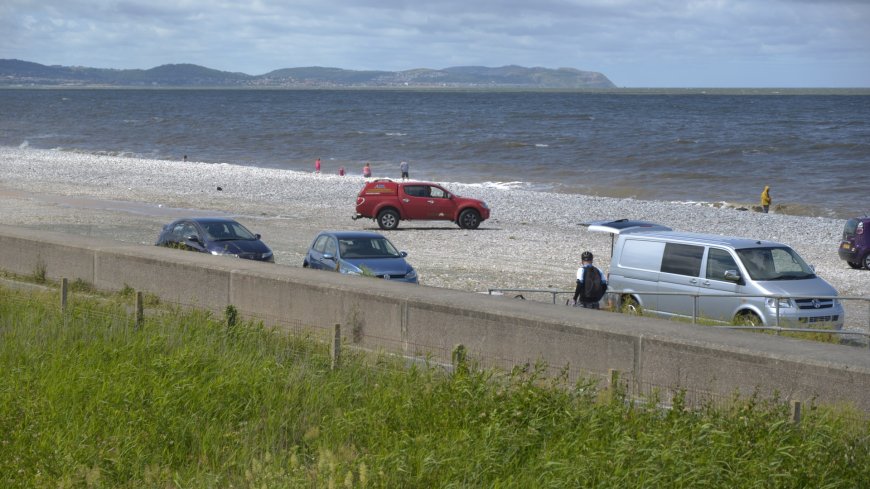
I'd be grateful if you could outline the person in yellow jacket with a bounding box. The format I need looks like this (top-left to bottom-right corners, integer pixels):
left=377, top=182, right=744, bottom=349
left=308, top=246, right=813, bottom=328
left=760, top=185, right=771, bottom=213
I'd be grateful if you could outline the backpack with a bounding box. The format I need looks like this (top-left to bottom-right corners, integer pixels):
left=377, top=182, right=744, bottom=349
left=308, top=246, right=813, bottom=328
left=583, top=266, right=606, bottom=302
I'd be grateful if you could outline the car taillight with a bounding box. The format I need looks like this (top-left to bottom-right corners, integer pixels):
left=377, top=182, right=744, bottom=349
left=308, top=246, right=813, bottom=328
left=858, top=222, right=864, bottom=235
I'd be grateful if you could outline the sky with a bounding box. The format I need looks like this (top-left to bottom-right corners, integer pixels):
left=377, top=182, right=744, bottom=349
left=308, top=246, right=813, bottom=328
left=2, top=0, right=869, bottom=88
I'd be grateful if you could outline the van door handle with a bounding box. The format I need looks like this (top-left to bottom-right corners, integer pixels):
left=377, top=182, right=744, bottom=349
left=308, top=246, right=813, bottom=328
left=702, top=281, right=710, bottom=286
left=689, top=279, right=698, bottom=285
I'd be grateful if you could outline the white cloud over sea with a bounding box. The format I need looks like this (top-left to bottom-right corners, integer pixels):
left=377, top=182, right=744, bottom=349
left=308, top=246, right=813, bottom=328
left=1, top=0, right=868, bottom=87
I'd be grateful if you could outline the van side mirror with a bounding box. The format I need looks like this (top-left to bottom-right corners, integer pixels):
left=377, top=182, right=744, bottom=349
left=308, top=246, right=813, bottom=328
left=724, top=270, right=741, bottom=282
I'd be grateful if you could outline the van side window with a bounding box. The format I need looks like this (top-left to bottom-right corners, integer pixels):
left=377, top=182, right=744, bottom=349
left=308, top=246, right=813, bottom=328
left=619, top=239, right=665, bottom=271
left=706, top=248, right=738, bottom=281
left=661, top=243, right=704, bottom=277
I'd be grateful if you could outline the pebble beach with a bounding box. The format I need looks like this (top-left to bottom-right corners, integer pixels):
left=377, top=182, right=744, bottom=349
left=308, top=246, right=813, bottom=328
left=1, top=147, right=867, bottom=335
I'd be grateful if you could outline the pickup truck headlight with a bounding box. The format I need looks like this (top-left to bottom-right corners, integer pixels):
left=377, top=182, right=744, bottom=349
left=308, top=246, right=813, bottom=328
left=766, top=297, right=793, bottom=309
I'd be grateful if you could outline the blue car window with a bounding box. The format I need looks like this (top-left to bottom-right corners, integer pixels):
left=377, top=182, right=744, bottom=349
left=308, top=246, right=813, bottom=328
left=312, top=235, right=328, bottom=253
left=181, top=223, right=199, bottom=240
left=324, top=237, right=337, bottom=256
left=171, top=223, right=186, bottom=240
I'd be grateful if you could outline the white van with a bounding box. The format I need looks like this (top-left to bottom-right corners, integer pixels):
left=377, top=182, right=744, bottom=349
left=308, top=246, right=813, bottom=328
left=604, top=230, right=844, bottom=328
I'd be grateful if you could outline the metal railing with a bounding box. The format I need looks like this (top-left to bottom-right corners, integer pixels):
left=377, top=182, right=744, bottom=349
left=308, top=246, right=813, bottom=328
left=487, top=287, right=870, bottom=348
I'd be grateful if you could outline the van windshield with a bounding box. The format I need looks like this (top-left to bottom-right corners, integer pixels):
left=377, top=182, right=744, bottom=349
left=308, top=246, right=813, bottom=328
left=735, top=247, right=815, bottom=281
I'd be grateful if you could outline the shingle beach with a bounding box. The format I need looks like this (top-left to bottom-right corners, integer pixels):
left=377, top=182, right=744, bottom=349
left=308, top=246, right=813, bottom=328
left=1, top=147, right=867, bottom=335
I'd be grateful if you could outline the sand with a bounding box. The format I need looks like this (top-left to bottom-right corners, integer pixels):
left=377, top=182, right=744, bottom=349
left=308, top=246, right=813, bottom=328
left=1, top=146, right=867, bottom=335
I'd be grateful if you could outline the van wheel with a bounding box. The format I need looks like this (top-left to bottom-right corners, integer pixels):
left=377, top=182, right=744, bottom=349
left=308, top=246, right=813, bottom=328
left=621, top=295, right=642, bottom=315
left=847, top=261, right=862, bottom=269
left=377, top=209, right=400, bottom=230
left=458, top=209, right=481, bottom=229
left=734, top=311, right=762, bottom=327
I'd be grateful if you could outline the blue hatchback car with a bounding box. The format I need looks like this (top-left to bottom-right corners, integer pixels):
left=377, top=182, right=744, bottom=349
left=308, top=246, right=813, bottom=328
left=303, top=231, right=418, bottom=283
left=155, top=217, right=274, bottom=262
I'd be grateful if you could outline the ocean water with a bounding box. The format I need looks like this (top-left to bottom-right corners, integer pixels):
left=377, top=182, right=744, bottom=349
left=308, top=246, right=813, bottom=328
left=1, top=88, right=868, bottom=218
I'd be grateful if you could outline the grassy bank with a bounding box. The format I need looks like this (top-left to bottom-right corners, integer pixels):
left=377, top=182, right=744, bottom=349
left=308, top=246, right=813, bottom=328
left=1, top=286, right=868, bottom=488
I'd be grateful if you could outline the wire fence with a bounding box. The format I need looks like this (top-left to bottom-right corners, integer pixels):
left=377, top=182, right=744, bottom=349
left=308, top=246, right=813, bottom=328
left=488, top=287, right=870, bottom=349
left=2, top=278, right=868, bottom=424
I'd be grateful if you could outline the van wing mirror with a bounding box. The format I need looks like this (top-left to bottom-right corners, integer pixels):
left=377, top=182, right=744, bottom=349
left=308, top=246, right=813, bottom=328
left=724, top=269, right=741, bottom=282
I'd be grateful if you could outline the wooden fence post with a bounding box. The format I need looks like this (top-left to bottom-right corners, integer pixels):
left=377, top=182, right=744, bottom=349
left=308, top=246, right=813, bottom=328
left=60, top=277, right=68, bottom=315
left=331, top=323, right=341, bottom=370
left=609, top=369, right=621, bottom=401
left=136, top=291, right=144, bottom=330
left=790, top=400, right=802, bottom=425
left=452, top=344, right=467, bottom=373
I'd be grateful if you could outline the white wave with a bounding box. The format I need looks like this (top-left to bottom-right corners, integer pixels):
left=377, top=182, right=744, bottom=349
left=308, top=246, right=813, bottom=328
left=454, top=181, right=529, bottom=191
left=19, top=140, right=29, bottom=149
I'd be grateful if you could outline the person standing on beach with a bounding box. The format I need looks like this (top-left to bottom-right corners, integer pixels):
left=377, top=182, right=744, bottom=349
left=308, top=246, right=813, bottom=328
left=338, top=166, right=345, bottom=176
left=399, top=160, right=409, bottom=180
left=760, top=185, right=771, bottom=213
left=363, top=162, right=372, bottom=178
left=573, top=251, right=607, bottom=309
left=315, top=158, right=321, bottom=174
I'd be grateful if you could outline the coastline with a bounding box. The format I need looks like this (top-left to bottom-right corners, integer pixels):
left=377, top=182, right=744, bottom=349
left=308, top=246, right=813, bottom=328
left=0, top=146, right=867, bottom=332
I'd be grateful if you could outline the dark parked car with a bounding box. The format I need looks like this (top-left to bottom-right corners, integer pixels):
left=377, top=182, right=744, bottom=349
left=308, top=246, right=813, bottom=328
left=839, top=216, right=870, bottom=270
left=303, top=231, right=418, bottom=283
left=155, top=217, right=274, bottom=262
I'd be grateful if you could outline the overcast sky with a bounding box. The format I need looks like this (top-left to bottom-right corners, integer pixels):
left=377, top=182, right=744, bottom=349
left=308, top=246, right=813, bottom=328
left=2, top=0, right=868, bottom=87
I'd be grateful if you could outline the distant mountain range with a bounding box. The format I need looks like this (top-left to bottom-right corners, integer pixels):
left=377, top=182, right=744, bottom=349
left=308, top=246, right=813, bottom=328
left=0, top=59, right=615, bottom=89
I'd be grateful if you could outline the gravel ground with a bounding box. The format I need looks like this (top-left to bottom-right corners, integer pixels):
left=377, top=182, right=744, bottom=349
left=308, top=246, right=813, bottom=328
left=1, top=146, right=867, bottom=336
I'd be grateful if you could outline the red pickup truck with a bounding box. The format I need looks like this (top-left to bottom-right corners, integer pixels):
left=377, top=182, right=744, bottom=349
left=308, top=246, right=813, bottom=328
left=353, top=179, right=490, bottom=230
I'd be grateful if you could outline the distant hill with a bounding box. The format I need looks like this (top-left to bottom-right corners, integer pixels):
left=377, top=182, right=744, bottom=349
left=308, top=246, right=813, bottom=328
left=0, top=59, right=615, bottom=89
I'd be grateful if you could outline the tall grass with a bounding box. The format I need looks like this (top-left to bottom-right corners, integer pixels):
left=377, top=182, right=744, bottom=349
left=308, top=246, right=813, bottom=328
left=1, top=286, right=868, bottom=488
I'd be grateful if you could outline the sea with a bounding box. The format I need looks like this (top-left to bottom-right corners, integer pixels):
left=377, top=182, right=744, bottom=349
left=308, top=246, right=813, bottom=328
left=1, top=88, right=868, bottom=219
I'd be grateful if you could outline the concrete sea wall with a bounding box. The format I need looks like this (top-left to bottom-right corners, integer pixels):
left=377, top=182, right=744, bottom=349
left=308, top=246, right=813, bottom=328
left=1, top=224, right=868, bottom=411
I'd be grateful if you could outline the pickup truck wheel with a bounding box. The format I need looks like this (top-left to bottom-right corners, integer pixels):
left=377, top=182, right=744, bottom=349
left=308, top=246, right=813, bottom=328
left=847, top=261, right=862, bottom=269
left=458, top=209, right=481, bottom=229
left=377, top=209, right=400, bottom=230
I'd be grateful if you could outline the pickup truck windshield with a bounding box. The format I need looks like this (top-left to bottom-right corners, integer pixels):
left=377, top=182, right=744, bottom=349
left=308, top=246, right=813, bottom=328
left=736, top=247, right=815, bottom=281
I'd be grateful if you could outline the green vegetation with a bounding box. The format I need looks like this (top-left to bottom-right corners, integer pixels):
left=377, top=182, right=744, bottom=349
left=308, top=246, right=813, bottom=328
left=1, top=286, right=868, bottom=488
